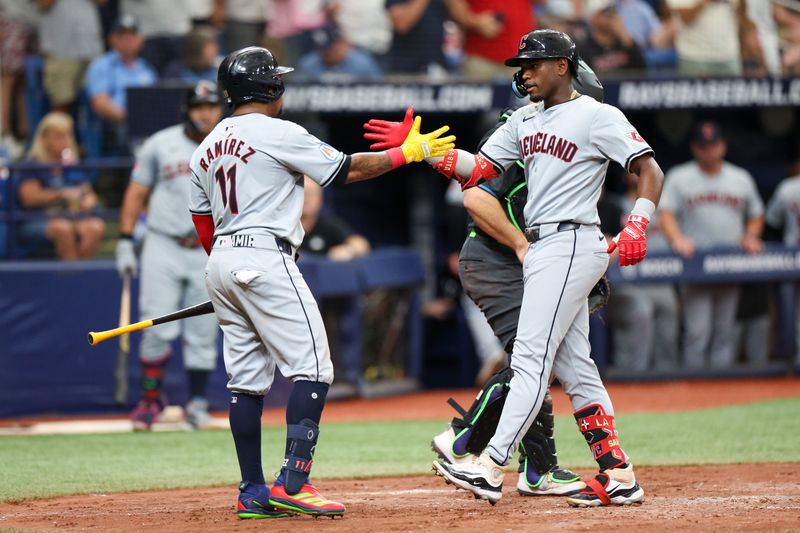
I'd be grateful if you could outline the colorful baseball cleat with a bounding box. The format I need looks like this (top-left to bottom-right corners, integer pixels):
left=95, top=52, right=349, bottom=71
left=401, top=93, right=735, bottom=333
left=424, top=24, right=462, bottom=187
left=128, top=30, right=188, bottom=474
left=130, top=399, right=162, bottom=431
left=269, top=482, right=345, bottom=517
left=185, top=397, right=215, bottom=429
left=432, top=452, right=504, bottom=505
left=566, top=463, right=645, bottom=507
left=517, top=466, right=586, bottom=496
left=237, top=482, right=295, bottom=519
left=431, top=425, right=472, bottom=465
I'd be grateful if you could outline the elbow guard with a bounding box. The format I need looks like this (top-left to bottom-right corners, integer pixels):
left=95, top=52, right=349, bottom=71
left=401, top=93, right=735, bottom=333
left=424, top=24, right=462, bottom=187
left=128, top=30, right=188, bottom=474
left=432, top=150, right=499, bottom=190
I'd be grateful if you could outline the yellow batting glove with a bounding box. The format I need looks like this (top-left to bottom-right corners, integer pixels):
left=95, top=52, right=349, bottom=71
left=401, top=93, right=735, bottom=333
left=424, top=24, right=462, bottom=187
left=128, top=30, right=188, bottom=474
left=399, top=116, right=456, bottom=163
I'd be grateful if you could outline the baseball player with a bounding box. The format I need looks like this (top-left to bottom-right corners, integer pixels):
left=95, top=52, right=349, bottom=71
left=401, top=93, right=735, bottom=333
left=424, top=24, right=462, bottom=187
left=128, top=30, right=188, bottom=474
left=364, top=57, right=606, bottom=498
left=765, top=171, right=800, bottom=367
left=116, top=80, right=223, bottom=431
left=188, top=46, right=454, bottom=519
left=659, top=122, right=764, bottom=369
left=424, top=29, right=662, bottom=506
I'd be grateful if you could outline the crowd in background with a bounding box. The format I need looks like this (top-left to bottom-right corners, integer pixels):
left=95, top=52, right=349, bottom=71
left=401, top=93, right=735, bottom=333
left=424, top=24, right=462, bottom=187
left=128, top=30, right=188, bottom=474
left=2, top=0, right=800, bottom=377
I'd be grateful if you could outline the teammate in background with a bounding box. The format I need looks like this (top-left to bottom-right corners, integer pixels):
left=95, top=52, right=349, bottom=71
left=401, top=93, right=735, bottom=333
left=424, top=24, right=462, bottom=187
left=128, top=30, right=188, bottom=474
left=422, top=29, right=663, bottom=507
left=659, top=122, right=764, bottom=369
left=365, top=58, right=605, bottom=498
left=608, top=172, right=679, bottom=373
left=300, top=177, right=371, bottom=260
left=115, top=81, right=223, bottom=431
left=764, top=167, right=800, bottom=369
left=189, top=47, right=454, bottom=519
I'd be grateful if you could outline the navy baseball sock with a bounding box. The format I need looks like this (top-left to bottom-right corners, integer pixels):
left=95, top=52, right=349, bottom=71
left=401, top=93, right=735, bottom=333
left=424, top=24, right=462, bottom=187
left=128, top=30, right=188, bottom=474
left=229, top=392, right=266, bottom=485
left=276, top=381, right=329, bottom=491
left=187, top=369, right=210, bottom=399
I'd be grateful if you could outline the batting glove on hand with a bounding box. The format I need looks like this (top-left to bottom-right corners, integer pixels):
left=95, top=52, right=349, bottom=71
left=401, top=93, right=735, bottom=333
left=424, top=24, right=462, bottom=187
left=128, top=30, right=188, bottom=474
left=363, top=106, right=414, bottom=150
left=399, top=116, right=456, bottom=163
left=608, top=215, right=648, bottom=266
left=115, top=238, right=138, bottom=277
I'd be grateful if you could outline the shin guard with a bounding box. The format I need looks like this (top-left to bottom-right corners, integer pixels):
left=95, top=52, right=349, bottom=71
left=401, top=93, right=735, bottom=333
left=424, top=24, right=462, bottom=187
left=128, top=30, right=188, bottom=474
left=449, top=367, right=513, bottom=456
left=282, top=419, right=319, bottom=495
left=574, top=404, right=626, bottom=471
left=518, top=390, right=558, bottom=476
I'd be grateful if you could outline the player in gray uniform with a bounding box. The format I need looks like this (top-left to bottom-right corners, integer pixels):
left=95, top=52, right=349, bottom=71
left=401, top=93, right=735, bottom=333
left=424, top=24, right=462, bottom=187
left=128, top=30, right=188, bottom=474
left=420, top=29, right=664, bottom=507
left=116, top=81, right=223, bottom=431
left=609, top=172, right=679, bottom=372
left=189, top=47, right=454, bottom=519
left=659, top=122, right=764, bottom=369
left=765, top=171, right=800, bottom=367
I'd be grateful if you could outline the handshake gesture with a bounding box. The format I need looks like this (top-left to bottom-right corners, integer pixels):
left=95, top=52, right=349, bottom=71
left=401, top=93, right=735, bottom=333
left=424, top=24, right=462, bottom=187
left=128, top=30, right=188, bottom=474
left=364, top=107, right=455, bottom=164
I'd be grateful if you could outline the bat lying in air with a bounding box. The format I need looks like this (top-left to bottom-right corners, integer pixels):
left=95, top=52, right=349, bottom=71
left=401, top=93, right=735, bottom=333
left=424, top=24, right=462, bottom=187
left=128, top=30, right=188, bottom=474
left=88, top=300, right=215, bottom=346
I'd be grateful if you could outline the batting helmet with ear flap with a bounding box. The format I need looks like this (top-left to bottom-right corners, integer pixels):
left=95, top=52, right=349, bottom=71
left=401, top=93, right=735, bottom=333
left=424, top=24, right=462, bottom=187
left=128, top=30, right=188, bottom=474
left=504, top=29, right=578, bottom=73
left=183, top=80, right=221, bottom=134
left=512, top=56, right=604, bottom=102
left=217, top=46, right=294, bottom=107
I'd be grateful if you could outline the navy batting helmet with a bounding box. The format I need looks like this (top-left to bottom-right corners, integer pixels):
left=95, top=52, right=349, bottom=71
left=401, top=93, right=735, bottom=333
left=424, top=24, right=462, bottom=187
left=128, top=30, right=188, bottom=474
left=185, top=80, right=221, bottom=110
left=218, top=46, right=294, bottom=107
left=504, top=29, right=578, bottom=74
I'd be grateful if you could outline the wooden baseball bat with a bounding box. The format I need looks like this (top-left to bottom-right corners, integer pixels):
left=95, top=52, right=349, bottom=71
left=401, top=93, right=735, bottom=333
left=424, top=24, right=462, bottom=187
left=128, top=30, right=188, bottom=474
left=88, top=300, right=214, bottom=346
left=113, top=272, right=132, bottom=405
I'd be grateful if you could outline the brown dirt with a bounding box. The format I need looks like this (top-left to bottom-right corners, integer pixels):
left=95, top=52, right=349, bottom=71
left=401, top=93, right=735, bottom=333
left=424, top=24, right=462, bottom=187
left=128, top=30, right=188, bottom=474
left=1, top=464, right=798, bottom=532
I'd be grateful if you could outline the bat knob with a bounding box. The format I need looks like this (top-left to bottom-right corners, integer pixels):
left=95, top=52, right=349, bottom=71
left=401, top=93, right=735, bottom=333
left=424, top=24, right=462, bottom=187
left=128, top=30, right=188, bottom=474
left=87, top=332, right=98, bottom=345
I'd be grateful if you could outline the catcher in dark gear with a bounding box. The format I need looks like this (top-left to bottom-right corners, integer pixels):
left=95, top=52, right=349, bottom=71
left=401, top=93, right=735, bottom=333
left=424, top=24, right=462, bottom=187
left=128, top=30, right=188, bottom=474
left=429, top=56, right=608, bottom=496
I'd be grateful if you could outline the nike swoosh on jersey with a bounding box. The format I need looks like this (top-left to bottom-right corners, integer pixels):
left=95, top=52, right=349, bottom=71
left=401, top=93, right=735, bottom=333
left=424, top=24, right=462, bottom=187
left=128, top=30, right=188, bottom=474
left=523, top=115, right=537, bottom=122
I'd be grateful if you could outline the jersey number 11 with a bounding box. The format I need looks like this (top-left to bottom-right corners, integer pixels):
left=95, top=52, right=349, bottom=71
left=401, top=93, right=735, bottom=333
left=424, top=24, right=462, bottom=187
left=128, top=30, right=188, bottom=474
left=215, top=164, right=239, bottom=214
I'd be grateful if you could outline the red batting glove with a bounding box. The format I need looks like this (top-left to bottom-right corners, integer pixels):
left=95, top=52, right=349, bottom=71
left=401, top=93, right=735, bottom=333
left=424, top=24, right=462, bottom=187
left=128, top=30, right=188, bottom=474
left=608, top=215, right=648, bottom=266
left=363, top=106, right=414, bottom=150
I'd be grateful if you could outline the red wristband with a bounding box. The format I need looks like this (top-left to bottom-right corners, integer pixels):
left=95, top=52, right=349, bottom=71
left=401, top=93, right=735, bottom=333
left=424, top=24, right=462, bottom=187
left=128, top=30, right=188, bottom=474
left=387, top=147, right=406, bottom=169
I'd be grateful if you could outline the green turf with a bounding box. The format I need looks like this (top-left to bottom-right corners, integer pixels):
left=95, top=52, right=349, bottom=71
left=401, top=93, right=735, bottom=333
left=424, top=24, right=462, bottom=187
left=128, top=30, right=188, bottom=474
left=0, top=398, right=798, bottom=503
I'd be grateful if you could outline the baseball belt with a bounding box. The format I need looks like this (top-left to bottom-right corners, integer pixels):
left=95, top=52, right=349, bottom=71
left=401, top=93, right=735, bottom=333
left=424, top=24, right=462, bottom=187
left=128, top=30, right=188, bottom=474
left=213, top=234, right=296, bottom=258
left=524, top=221, right=582, bottom=244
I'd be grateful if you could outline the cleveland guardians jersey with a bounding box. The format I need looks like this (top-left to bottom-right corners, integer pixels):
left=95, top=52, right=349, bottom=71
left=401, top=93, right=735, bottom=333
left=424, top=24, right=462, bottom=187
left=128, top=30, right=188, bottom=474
left=189, top=114, right=348, bottom=247
left=132, top=125, right=201, bottom=237
left=479, top=95, right=653, bottom=227
left=659, top=161, right=764, bottom=249
left=765, top=175, right=800, bottom=245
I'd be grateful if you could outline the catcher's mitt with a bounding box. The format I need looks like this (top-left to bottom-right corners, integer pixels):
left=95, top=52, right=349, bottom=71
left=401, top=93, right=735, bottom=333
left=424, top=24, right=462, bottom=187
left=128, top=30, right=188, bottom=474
left=588, top=275, right=610, bottom=314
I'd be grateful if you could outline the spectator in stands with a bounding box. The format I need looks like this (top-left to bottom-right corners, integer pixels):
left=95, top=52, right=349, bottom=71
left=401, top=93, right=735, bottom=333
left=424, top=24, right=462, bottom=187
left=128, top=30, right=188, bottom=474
left=578, top=0, right=646, bottom=77
left=185, top=0, right=224, bottom=28
left=775, top=2, right=800, bottom=75
left=666, top=0, right=749, bottom=77
left=659, top=121, right=764, bottom=369
left=616, top=0, right=673, bottom=49
left=121, top=0, right=192, bottom=75
left=743, top=0, right=780, bottom=77
left=223, top=0, right=268, bottom=53
left=163, top=27, right=220, bottom=82
left=38, top=0, right=104, bottom=113
left=17, top=112, right=105, bottom=260
left=85, top=16, right=157, bottom=155
left=296, top=24, right=382, bottom=80
left=445, top=0, right=535, bottom=80
left=765, top=166, right=800, bottom=369
left=301, top=176, right=371, bottom=260
left=335, top=0, right=393, bottom=64
left=385, top=0, right=451, bottom=75
left=265, top=0, right=335, bottom=67
left=536, top=0, right=584, bottom=35
left=608, top=172, right=679, bottom=373
left=0, top=1, right=39, bottom=159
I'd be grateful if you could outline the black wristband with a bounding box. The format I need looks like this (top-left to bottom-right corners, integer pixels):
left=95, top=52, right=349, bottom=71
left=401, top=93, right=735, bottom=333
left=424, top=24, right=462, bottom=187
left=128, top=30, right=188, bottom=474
left=119, top=233, right=133, bottom=240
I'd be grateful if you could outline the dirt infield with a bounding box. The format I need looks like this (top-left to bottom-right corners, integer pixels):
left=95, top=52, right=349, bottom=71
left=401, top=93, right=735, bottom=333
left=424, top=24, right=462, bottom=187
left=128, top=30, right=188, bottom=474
left=1, top=464, right=798, bottom=532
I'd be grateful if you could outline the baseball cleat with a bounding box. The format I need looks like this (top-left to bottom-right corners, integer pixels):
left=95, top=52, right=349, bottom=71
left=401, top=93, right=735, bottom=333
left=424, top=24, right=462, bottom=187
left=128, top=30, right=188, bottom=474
left=185, top=397, right=214, bottom=429
left=237, top=482, right=295, bottom=519
left=431, top=426, right=472, bottom=465
left=130, top=399, right=163, bottom=431
left=432, top=452, right=504, bottom=505
left=566, top=463, right=645, bottom=507
left=269, top=482, right=345, bottom=517
left=517, top=466, right=585, bottom=496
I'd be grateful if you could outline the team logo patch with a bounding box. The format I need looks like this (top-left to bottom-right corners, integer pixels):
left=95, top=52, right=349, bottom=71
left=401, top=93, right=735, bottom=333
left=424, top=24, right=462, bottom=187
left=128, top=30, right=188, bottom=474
left=519, top=36, right=527, bottom=50
left=628, top=131, right=645, bottom=143
left=318, top=143, right=338, bottom=161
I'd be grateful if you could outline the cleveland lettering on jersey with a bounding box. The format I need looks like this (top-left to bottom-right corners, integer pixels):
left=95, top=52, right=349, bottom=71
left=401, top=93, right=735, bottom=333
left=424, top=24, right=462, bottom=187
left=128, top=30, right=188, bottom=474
left=198, top=136, right=256, bottom=171
left=519, top=132, right=578, bottom=162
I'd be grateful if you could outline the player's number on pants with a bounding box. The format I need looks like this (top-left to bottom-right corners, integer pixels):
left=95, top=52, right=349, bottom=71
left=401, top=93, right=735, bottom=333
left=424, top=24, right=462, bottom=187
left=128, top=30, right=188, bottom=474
left=215, top=164, right=239, bottom=214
